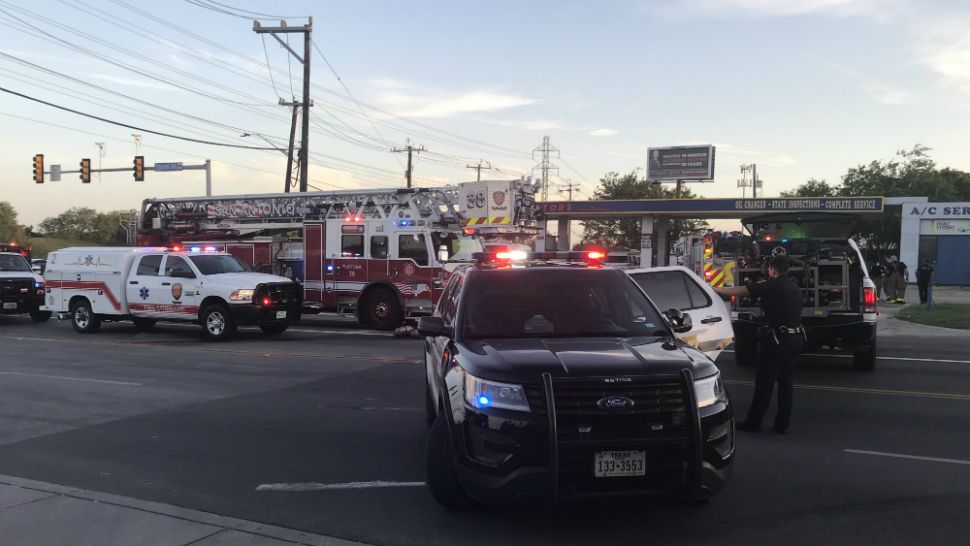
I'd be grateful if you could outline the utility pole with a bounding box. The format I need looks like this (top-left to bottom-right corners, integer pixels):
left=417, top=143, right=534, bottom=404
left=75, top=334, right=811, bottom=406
left=465, top=159, right=491, bottom=182
left=279, top=99, right=301, bottom=193
left=532, top=135, right=560, bottom=201
left=254, top=17, right=313, bottom=192
left=558, top=180, right=581, bottom=201
left=95, top=142, right=106, bottom=182
left=392, top=141, right=426, bottom=188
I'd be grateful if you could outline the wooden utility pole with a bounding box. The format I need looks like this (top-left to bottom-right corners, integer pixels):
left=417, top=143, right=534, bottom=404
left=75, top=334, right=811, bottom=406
left=280, top=99, right=300, bottom=193
left=392, top=141, right=426, bottom=188
left=254, top=18, right=313, bottom=192
left=465, top=160, right=491, bottom=181
left=558, top=180, right=581, bottom=201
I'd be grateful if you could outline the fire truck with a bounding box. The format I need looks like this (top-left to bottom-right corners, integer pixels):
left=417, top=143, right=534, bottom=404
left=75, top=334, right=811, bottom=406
left=679, top=231, right=741, bottom=288
left=136, top=180, right=541, bottom=330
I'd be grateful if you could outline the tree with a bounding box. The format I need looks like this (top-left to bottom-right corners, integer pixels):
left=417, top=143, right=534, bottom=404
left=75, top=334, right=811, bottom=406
left=580, top=170, right=707, bottom=251
left=0, top=201, right=25, bottom=241
left=39, top=207, right=128, bottom=244
left=780, top=178, right=837, bottom=197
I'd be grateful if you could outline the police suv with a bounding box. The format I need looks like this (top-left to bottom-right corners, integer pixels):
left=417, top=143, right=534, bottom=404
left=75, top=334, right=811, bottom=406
left=0, top=251, right=50, bottom=322
left=419, top=250, right=735, bottom=507
left=43, top=247, right=300, bottom=340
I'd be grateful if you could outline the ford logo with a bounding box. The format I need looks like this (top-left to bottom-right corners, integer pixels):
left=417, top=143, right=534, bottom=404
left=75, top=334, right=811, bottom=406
left=596, top=396, right=635, bottom=412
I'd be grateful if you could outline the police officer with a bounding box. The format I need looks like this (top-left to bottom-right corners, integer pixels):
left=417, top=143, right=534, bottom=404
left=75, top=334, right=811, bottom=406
left=715, top=255, right=804, bottom=434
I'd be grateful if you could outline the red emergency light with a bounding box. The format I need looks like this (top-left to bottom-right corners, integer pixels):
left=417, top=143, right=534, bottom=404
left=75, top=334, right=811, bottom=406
left=171, top=245, right=183, bottom=252
left=462, top=228, right=477, bottom=236
left=705, top=269, right=714, bottom=279
left=585, top=250, right=606, bottom=261
left=344, top=215, right=363, bottom=222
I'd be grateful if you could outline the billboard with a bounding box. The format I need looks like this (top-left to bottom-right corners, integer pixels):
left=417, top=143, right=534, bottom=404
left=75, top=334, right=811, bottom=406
left=647, top=145, right=715, bottom=181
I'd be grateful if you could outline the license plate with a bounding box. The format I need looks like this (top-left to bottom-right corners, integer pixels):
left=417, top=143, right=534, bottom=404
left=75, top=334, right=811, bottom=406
left=275, top=310, right=287, bottom=319
left=594, top=450, right=646, bottom=478
left=2, top=302, right=17, bottom=310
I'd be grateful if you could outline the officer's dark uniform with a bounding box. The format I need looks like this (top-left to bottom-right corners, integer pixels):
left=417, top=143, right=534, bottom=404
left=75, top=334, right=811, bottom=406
left=742, top=270, right=805, bottom=432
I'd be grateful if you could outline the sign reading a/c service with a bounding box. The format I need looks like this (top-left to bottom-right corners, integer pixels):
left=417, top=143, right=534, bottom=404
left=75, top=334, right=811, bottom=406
left=647, top=145, right=715, bottom=181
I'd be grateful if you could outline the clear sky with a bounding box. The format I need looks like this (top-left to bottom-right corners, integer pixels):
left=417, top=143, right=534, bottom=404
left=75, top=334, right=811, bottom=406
left=2, top=0, right=969, bottom=227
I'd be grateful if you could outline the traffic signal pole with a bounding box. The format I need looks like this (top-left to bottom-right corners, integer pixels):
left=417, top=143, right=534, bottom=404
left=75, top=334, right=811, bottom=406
left=36, top=157, right=213, bottom=195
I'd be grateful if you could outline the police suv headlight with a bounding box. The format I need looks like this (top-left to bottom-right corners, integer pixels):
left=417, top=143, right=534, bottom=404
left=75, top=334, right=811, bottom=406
left=229, top=289, right=255, bottom=302
left=465, top=373, right=530, bottom=412
left=694, top=373, right=725, bottom=408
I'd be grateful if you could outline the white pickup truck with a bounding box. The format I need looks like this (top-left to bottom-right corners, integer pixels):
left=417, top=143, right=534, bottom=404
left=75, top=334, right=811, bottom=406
left=43, top=247, right=301, bottom=340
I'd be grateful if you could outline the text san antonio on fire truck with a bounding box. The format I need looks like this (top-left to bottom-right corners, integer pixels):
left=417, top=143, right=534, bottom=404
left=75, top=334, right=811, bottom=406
left=136, top=180, right=542, bottom=330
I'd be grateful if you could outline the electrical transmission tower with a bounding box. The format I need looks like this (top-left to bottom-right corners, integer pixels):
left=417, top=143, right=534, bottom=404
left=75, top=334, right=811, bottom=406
left=532, top=135, right=560, bottom=201
left=558, top=180, right=581, bottom=201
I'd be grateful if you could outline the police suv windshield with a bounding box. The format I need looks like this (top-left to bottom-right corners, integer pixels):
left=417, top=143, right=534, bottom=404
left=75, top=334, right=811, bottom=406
left=188, top=254, right=252, bottom=275
left=0, top=254, right=31, bottom=272
left=461, top=268, right=667, bottom=339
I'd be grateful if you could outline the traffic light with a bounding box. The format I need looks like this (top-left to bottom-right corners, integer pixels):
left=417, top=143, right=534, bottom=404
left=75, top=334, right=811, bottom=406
left=133, top=155, right=145, bottom=181
left=32, top=154, right=44, bottom=183
left=80, top=158, right=91, bottom=183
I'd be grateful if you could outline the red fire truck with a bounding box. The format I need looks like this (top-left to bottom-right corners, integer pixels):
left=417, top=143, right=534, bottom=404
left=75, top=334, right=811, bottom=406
left=136, top=181, right=541, bottom=329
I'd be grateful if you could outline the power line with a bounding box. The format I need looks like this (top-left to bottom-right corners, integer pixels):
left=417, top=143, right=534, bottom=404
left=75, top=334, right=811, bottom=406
left=261, top=35, right=282, bottom=99
left=0, top=86, right=280, bottom=150
left=191, top=0, right=303, bottom=20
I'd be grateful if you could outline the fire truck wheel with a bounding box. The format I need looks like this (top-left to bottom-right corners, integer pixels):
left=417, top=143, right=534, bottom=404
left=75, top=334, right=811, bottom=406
left=29, top=310, right=52, bottom=322
left=132, top=317, right=156, bottom=331
left=70, top=299, right=101, bottom=334
left=201, top=303, right=236, bottom=341
left=361, top=288, right=403, bottom=331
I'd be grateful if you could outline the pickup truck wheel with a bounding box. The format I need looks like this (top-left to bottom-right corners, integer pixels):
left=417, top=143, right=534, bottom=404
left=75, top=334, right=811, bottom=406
left=853, top=338, right=876, bottom=371
left=132, top=317, right=156, bottom=331
left=29, top=310, right=52, bottom=322
left=427, top=411, right=473, bottom=509
left=70, top=300, right=101, bottom=334
left=361, top=288, right=403, bottom=331
left=259, top=322, right=289, bottom=335
left=201, top=303, right=236, bottom=341
left=733, top=329, right=757, bottom=368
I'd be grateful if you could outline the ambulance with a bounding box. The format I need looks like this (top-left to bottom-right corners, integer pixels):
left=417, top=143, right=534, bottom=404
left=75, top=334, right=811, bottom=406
left=43, top=247, right=300, bottom=340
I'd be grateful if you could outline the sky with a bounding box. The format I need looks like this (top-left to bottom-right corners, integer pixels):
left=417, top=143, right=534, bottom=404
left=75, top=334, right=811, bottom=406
left=2, top=0, right=969, bottom=229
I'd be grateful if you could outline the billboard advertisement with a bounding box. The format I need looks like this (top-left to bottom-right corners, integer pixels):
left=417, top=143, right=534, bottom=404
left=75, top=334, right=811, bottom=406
left=647, top=145, right=715, bottom=181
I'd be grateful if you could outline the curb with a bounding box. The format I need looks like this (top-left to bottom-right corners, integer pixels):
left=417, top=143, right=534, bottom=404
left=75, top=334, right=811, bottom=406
left=0, top=474, right=370, bottom=546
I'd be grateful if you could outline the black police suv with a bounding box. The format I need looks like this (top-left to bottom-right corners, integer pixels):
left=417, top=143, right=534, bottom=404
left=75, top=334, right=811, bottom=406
left=419, top=252, right=734, bottom=508
left=0, top=251, right=50, bottom=322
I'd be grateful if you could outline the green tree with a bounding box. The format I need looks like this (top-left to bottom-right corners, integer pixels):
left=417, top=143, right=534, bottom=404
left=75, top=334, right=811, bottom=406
left=39, top=207, right=128, bottom=244
left=0, top=201, right=25, bottom=242
left=580, top=170, right=707, bottom=250
left=780, top=178, right=837, bottom=197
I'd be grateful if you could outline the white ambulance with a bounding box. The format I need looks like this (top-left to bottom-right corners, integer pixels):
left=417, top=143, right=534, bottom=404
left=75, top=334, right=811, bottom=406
left=43, top=247, right=300, bottom=341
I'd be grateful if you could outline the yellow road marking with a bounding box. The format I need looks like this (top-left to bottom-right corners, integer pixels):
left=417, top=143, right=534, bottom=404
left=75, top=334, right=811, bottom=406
left=723, top=379, right=970, bottom=401
left=3, top=335, right=418, bottom=364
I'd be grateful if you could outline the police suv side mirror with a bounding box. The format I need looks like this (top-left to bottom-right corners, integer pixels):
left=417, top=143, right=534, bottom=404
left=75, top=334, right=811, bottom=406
left=663, top=308, right=692, bottom=334
left=418, top=316, right=452, bottom=338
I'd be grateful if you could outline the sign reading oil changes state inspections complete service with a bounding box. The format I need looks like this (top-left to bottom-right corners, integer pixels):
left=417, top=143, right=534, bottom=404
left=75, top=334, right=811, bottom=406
left=647, top=145, right=715, bottom=181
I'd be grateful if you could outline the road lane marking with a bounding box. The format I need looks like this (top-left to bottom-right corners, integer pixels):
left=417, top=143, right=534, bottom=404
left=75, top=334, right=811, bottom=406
left=256, top=481, right=425, bottom=492
left=845, top=449, right=970, bottom=466
left=721, top=349, right=970, bottom=365
left=161, top=323, right=393, bottom=337
left=723, top=379, right=970, bottom=401
left=2, top=336, right=419, bottom=364
left=0, top=371, right=141, bottom=386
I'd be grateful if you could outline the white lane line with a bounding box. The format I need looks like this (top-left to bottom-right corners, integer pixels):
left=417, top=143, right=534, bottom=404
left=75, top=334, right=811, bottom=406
left=158, top=323, right=392, bottom=337
left=845, top=449, right=970, bottom=466
left=0, top=371, right=141, bottom=386
left=256, top=481, right=426, bottom=492
left=721, top=349, right=970, bottom=365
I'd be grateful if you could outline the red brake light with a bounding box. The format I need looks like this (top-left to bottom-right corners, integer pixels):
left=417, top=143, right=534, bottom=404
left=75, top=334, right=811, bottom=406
left=585, top=251, right=605, bottom=261
left=764, top=235, right=773, bottom=241
left=262, top=297, right=271, bottom=306
left=463, top=228, right=477, bottom=235
left=863, top=287, right=877, bottom=313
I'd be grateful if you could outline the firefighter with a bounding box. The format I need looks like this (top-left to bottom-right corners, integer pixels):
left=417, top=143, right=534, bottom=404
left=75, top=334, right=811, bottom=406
left=714, top=255, right=804, bottom=434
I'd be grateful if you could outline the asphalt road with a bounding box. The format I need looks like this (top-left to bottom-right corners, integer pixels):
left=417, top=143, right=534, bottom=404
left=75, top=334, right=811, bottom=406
left=1, top=314, right=968, bottom=545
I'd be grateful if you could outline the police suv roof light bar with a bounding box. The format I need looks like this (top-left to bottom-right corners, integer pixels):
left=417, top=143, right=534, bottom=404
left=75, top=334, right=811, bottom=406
left=471, top=250, right=607, bottom=265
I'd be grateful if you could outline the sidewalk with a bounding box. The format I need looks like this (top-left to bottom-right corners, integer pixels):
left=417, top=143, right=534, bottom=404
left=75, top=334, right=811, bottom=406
left=0, top=474, right=365, bottom=546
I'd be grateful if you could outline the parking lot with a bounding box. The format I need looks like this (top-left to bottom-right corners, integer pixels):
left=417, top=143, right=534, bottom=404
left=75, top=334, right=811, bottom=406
left=1, top=313, right=968, bottom=545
